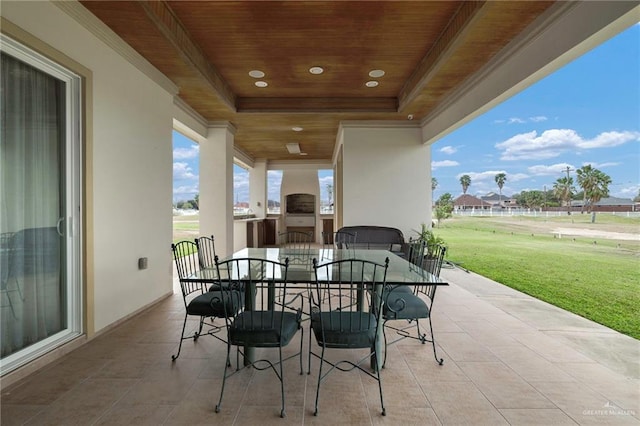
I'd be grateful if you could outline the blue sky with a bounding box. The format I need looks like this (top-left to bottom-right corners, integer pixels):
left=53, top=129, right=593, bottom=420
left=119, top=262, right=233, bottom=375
left=174, top=23, right=639, bottom=203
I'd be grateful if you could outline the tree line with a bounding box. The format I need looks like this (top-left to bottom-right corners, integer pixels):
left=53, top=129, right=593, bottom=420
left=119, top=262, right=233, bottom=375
left=432, top=164, right=625, bottom=223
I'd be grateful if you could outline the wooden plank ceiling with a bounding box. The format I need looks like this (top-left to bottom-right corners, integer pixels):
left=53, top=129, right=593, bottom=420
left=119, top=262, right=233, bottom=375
left=79, top=1, right=555, bottom=161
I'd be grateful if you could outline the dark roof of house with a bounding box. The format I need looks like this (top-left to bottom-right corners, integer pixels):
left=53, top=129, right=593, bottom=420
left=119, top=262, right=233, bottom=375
left=454, top=194, right=492, bottom=207
left=481, top=192, right=512, bottom=201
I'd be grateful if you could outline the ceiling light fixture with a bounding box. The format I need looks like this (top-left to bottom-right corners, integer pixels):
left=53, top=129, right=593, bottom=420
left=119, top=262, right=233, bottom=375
left=369, top=69, right=385, bottom=78
left=309, top=66, right=324, bottom=75
left=365, top=80, right=379, bottom=87
left=286, top=143, right=301, bottom=154
left=292, top=126, right=303, bottom=132
left=255, top=81, right=268, bottom=87
left=249, top=70, right=265, bottom=78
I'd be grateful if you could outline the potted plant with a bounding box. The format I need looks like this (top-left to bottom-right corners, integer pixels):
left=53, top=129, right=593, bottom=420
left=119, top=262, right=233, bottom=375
left=413, top=223, right=447, bottom=270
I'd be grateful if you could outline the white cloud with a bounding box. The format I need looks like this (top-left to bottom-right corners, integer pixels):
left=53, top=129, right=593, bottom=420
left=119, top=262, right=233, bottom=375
left=496, top=129, right=640, bottom=160
left=493, top=119, right=505, bottom=124
left=529, top=116, right=548, bottom=122
left=439, top=146, right=458, bottom=155
left=617, top=183, right=640, bottom=198
left=508, top=117, right=526, bottom=124
left=432, top=160, right=459, bottom=169
left=173, top=162, right=197, bottom=180
left=582, top=161, right=619, bottom=169
left=173, top=145, right=199, bottom=160
left=173, top=184, right=199, bottom=200
left=509, top=173, right=529, bottom=182
left=527, top=163, right=575, bottom=176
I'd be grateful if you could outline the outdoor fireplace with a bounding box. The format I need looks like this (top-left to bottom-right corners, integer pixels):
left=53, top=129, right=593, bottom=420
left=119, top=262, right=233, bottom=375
left=284, top=193, right=316, bottom=232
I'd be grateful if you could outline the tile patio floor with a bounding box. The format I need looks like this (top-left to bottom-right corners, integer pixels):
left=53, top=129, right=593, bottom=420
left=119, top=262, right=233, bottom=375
left=1, top=263, right=638, bottom=425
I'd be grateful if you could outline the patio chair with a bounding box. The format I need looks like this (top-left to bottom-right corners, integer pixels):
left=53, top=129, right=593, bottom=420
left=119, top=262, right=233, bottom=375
left=195, top=235, right=216, bottom=269
left=337, top=225, right=405, bottom=256
left=170, top=241, right=242, bottom=361
left=277, top=229, right=313, bottom=303
left=194, top=235, right=223, bottom=291
left=382, top=243, right=446, bottom=366
left=309, top=257, right=389, bottom=416
left=214, top=256, right=304, bottom=418
left=1, top=232, right=18, bottom=318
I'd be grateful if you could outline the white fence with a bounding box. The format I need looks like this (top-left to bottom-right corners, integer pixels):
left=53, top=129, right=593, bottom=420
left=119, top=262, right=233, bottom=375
left=453, top=209, right=640, bottom=218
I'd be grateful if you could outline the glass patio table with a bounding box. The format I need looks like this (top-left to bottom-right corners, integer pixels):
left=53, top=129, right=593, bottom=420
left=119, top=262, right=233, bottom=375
left=187, top=247, right=448, bottom=370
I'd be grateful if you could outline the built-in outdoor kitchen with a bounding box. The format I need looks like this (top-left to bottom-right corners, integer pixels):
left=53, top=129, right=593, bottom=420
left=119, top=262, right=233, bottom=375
left=284, top=193, right=316, bottom=237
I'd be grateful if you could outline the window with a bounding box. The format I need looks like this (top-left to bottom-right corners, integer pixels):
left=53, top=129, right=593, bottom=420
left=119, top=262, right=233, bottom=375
left=267, top=170, right=283, bottom=214
left=318, top=169, right=334, bottom=214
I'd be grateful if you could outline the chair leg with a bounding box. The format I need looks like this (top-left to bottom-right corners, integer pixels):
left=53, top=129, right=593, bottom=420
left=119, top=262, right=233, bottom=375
left=415, top=319, right=427, bottom=344
left=313, top=346, right=326, bottom=416
left=194, top=316, right=205, bottom=340
left=278, top=346, right=286, bottom=418
left=428, top=317, right=444, bottom=365
left=375, top=355, right=386, bottom=416
left=216, top=342, right=233, bottom=413
left=382, top=320, right=389, bottom=368
left=298, top=325, right=305, bottom=375
left=171, top=313, right=188, bottom=361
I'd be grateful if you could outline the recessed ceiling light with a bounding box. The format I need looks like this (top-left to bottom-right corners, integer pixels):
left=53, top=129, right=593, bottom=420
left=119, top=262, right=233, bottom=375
left=300, top=152, right=308, bottom=156
left=255, top=81, right=268, bottom=87
left=249, top=70, right=265, bottom=78
left=369, top=69, right=385, bottom=78
left=309, top=66, right=324, bottom=75
left=292, top=127, right=304, bottom=132
left=365, top=80, right=379, bottom=88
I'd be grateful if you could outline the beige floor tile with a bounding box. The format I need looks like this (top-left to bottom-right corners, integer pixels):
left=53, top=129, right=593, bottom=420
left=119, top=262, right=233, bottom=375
left=458, top=361, right=555, bottom=408
left=0, top=405, right=44, bottom=426
left=371, top=406, right=441, bottom=425
left=532, top=381, right=640, bottom=425
left=435, top=332, right=499, bottom=362
left=489, top=345, right=576, bottom=382
left=558, top=362, right=640, bottom=413
left=93, top=403, right=175, bottom=425
left=234, top=404, right=305, bottom=424
left=22, top=378, right=137, bottom=426
left=499, top=408, right=579, bottom=425
left=421, top=381, right=508, bottom=425
left=2, top=267, right=637, bottom=426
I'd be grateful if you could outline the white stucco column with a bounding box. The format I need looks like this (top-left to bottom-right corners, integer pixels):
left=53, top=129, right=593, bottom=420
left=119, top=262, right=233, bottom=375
left=199, top=122, right=235, bottom=257
left=249, top=159, right=267, bottom=218
left=337, top=122, right=430, bottom=239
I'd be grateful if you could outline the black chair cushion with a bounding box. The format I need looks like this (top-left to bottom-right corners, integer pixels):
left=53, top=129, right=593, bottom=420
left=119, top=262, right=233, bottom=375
left=312, top=311, right=377, bottom=348
left=186, top=290, right=241, bottom=318
left=383, top=292, right=429, bottom=320
left=229, top=311, right=300, bottom=347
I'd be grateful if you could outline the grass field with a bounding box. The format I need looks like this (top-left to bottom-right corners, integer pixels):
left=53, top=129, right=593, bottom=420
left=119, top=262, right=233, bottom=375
left=431, top=214, right=640, bottom=339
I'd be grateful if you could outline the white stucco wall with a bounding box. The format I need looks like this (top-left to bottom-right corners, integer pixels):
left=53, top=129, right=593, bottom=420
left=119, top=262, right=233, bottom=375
left=339, top=123, right=430, bottom=240
left=280, top=169, right=322, bottom=242
left=2, top=1, right=174, bottom=332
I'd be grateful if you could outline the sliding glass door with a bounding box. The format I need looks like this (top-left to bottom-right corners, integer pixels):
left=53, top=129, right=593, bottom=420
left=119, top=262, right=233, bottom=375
left=0, top=35, right=82, bottom=375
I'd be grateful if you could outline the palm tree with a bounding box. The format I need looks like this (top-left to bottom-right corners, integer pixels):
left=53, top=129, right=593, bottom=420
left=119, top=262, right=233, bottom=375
left=553, top=176, right=575, bottom=213
left=459, top=175, right=471, bottom=194
left=576, top=164, right=611, bottom=222
left=494, top=173, right=507, bottom=206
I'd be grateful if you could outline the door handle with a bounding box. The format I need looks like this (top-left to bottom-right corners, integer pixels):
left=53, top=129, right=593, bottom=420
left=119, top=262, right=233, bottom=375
left=56, top=217, right=65, bottom=236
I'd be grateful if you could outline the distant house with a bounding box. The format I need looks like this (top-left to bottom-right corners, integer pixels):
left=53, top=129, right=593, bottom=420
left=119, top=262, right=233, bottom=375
left=454, top=194, right=492, bottom=211
left=571, top=197, right=635, bottom=212
left=480, top=192, right=516, bottom=208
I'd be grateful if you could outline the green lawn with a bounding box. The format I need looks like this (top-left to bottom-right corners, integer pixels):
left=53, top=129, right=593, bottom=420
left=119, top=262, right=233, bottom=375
left=432, top=215, right=640, bottom=340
